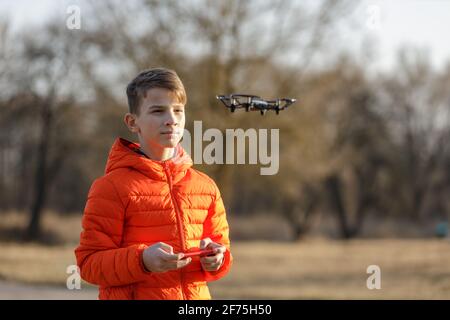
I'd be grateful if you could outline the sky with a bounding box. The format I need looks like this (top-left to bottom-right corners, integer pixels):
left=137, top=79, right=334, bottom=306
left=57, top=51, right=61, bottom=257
left=0, top=0, right=449, bottom=72
left=358, top=0, right=450, bottom=71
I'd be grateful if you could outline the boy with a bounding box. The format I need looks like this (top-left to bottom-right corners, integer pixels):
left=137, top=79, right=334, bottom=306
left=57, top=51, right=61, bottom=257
left=75, top=67, right=232, bottom=300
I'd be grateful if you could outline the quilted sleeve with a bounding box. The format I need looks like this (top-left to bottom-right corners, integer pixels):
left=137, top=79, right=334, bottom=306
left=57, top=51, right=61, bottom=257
left=74, top=177, right=152, bottom=287
left=201, top=181, right=233, bottom=282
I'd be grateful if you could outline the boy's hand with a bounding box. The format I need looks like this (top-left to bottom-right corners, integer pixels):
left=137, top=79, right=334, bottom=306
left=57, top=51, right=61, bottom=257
left=142, top=242, right=191, bottom=273
left=199, top=238, right=226, bottom=272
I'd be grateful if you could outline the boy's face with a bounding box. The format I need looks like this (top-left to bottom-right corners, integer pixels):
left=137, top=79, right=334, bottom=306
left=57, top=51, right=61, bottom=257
left=127, top=87, right=185, bottom=150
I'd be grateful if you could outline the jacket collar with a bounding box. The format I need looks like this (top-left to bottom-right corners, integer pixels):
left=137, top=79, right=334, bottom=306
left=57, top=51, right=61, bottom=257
left=105, top=138, right=193, bottom=183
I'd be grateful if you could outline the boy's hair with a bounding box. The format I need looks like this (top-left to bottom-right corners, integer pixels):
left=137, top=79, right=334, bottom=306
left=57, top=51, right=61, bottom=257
left=126, top=67, right=187, bottom=114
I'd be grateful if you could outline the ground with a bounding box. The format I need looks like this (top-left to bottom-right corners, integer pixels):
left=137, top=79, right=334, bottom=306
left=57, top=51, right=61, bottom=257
left=1, top=238, right=449, bottom=299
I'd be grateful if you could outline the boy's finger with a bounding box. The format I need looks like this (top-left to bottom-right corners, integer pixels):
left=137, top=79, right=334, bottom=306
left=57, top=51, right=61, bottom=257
left=200, top=254, right=223, bottom=264
left=201, top=261, right=221, bottom=271
left=159, top=250, right=182, bottom=261
left=200, top=238, right=212, bottom=249
left=158, top=242, right=174, bottom=253
left=165, top=258, right=191, bottom=270
left=205, top=265, right=221, bottom=272
left=212, top=245, right=226, bottom=254
left=176, top=258, right=192, bottom=269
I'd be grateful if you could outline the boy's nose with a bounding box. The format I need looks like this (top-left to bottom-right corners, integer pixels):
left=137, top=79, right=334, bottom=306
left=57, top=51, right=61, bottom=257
left=164, top=111, right=178, bottom=126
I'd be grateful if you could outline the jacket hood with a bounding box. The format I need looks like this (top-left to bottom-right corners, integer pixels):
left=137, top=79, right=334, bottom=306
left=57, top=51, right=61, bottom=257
left=105, top=138, right=193, bottom=182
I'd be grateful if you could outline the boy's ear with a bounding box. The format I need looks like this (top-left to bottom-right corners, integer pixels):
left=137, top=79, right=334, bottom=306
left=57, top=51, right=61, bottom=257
left=124, top=113, right=140, bottom=133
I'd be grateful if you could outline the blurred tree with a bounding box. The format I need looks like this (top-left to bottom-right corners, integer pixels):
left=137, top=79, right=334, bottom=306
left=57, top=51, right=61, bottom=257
left=0, top=21, right=86, bottom=239
left=276, top=57, right=390, bottom=239
left=378, top=49, right=450, bottom=222
left=76, top=0, right=354, bottom=219
left=2, top=2, right=448, bottom=242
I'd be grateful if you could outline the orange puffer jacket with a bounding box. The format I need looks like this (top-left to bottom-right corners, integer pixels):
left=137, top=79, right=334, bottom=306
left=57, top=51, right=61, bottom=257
left=75, top=138, right=232, bottom=300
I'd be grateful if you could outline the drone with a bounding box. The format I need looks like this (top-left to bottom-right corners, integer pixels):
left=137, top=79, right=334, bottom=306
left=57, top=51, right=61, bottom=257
left=216, top=94, right=296, bottom=115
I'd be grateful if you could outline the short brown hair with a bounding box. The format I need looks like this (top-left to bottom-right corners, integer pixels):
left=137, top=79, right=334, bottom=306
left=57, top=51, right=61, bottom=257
left=126, top=67, right=187, bottom=114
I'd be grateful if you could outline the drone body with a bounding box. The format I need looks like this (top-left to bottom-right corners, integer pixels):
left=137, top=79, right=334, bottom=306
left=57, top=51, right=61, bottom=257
left=216, top=94, right=296, bottom=115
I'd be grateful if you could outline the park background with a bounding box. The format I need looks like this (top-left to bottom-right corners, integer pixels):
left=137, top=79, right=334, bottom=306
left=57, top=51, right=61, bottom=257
left=0, top=0, right=449, bottom=299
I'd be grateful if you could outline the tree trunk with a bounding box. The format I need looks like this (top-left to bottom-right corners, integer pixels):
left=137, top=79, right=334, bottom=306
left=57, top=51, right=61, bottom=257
left=282, top=196, right=315, bottom=241
left=25, top=101, right=52, bottom=240
left=325, top=175, right=352, bottom=239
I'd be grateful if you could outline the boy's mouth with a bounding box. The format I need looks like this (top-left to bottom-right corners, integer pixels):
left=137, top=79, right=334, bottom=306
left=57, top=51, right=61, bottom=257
left=161, top=130, right=181, bottom=135
left=161, top=131, right=180, bottom=139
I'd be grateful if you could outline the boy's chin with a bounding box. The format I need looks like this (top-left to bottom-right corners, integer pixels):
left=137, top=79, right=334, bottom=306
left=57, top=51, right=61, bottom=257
left=159, top=139, right=180, bottom=148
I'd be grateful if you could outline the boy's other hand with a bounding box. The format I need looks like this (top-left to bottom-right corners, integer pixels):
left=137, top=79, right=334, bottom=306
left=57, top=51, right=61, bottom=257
left=143, top=242, right=191, bottom=273
left=199, top=237, right=226, bottom=272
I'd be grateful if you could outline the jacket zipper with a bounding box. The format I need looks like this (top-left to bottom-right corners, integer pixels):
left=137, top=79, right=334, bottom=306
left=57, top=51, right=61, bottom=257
left=163, top=162, right=186, bottom=300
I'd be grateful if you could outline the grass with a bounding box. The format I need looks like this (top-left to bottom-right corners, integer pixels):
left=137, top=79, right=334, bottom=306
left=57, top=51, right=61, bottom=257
left=1, top=211, right=450, bottom=299
left=209, top=238, right=450, bottom=299
left=1, top=238, right=450, bottom=299
left=0, top=210, right=83, bottom=245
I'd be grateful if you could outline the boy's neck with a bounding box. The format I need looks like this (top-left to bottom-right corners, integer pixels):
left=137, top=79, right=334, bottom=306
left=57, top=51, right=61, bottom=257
left=139, top=143, right=175, bottom=162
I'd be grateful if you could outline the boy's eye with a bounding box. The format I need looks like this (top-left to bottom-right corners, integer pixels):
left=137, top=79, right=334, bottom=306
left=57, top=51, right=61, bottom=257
left=149, top=107, right=184, bottom=114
